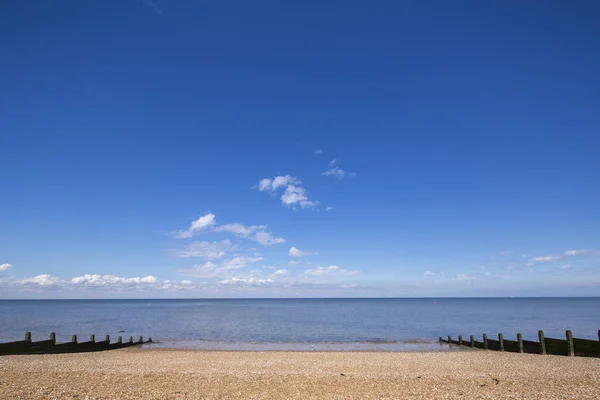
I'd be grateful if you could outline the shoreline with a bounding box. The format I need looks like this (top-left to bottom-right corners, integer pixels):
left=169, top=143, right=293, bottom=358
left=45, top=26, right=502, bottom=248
left=1, top=348, right=599, bottom=399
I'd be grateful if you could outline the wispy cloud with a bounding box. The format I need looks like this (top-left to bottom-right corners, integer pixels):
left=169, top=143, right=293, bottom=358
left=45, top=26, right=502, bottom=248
left=273, top=269, right=289, bottom=276
left=171, top=240, right=234, bottom=260
left=219, top=277, right=273, bottom=287
left=423, top=270, right=436, bottom=275
left=321, top=159, right=355, bottom=179
left=221, top=256, right=264, bottom=270
left=452, top=274, right=476, bottom=281
left=528, top=249, right=600, bottom=264
left=564, top=249, right=600, bottom=256
left=315, top=149, right=323, bottom=155
left=175, top=213, right=285, bottom=246
left=325, top=206, right=334, bottom=212
left=139, top=0, right=163, bottom=16
left=529, top=255, right=562, bottom=263
left=304, top=266, right=358, bottom=276
left=0, top=263, right=12, bottom=272
left=256, top=175, right=318, bottom=209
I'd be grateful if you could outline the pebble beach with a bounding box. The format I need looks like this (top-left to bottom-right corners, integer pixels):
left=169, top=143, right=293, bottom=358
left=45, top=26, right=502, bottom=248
left=1, top=348, right=599, bottom=399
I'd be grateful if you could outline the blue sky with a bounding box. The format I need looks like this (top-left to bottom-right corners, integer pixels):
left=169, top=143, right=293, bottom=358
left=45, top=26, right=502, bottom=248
left=1, top=0, right=599, bottom=298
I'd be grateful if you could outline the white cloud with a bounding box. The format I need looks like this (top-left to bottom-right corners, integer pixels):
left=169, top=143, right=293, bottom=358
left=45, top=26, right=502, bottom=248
left=530, top=255, right=561, bottom=263
left=71, top=274, right=158, bottom=286
left=315, top=149, right=323, bottom=155
left=19, top=274, right=63, bottom=286
left=340, top=283, right=357, bottom=289
left=254, top=231, right=286, bottom=246
left=215, top=223, right=285, bottom=247
left=325, top=206, right=334, bottom=212
left=177, top=262, right=219, bottom=278
left=256, top=175, right=318, bottom=209
left=289, top=247, right=316, bottom=258
left=564, top=249, right=600, bottom=256
left=0, top=263, right=12, bottom=271
left=258, top=175, right=299, bottom=192
left=219, top=277, right=273, bottom=287
left=162, top=279, right=195, bottom=290
left=175, top=214, right=285, bottom=247
left=273, top=269, right=289, bottom=276
left=172, top=240, right=233, bottom=260
left=304, top=266, right=357, bottom=276
left=214, top=223, right=265, bottom=236
left=423, top=271, right=436, bottom=275
left=561, top=264, right=571, bottom=269
left=288, top=260, right=297, bottom=265
left=176, top=213, right=216, bottom=238
left=281, top=184, right=318, bottom=208
left=321, top=159, right=355, bottom=179
left=221, top=256, right=264, bottom=270
left=321, top=166, right=346, bottom=178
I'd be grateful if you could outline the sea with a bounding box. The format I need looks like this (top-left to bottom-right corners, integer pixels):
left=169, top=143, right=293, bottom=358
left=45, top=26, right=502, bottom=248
left=0, top=298, right=598, bottom=351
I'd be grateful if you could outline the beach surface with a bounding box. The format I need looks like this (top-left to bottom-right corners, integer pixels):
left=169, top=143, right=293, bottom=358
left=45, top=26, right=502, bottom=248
left=1, top=348, right=599, bottom=399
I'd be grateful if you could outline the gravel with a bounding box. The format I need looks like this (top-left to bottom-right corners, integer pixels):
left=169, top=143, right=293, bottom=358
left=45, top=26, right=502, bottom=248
left=1, top=348, right=599, bottom=399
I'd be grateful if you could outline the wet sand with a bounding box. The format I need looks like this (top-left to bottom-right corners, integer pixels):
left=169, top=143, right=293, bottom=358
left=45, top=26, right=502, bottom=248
left=1, top=348, right=599, bottom=399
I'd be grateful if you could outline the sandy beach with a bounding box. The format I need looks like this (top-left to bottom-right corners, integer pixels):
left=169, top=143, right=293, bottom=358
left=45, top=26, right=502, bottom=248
left=0, top=348, right=599, bottom=399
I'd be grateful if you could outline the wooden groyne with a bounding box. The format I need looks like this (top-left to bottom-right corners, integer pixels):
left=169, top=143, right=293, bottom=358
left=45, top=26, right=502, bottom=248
left=440, top=330, right=600, bottom=357
left=0, top=332, right=152, bottom=356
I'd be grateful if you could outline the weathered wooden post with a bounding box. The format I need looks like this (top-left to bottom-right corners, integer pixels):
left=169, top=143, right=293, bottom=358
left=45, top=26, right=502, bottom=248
left=105, top=335, right=110, bottom=342
left=483, top=333, right=488, bottom=350
left=439, top=337, right=443, bottom=344
left=128, top=336, right=133, bottom=344
left=517, top=333, right=524, bottom=353
left=25, top=332, right=31, bottom=342
left=566, top=330, right=574, bottom=357
left=470, top=335, right=475, bottom=348
left=117, top=336, right=122, bottom=344
left=148, top=338, right=152, bottom=343
left=72, top=334, right=77, bottom=343
left=448, top=335, right=452, bottom=347
left=138, top=336, right=143, bottom=343
left=538, top=330, right=546, bottom=355
left=597, top=329, right=599, bottom=342
left=90, top=334, right=95, bottom=343
left=458, top=335, right=463, bottom=346
left=49, top=332, right=56, bottom=344
left=498, top=333, right=504, bottom=352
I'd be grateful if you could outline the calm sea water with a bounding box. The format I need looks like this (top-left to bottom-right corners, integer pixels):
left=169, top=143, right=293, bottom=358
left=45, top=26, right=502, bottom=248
left=0, top=298, right=598, bottom=351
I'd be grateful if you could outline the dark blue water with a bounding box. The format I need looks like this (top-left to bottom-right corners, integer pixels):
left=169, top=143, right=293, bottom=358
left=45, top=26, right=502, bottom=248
left=0, top=298, right=598, bottom=350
